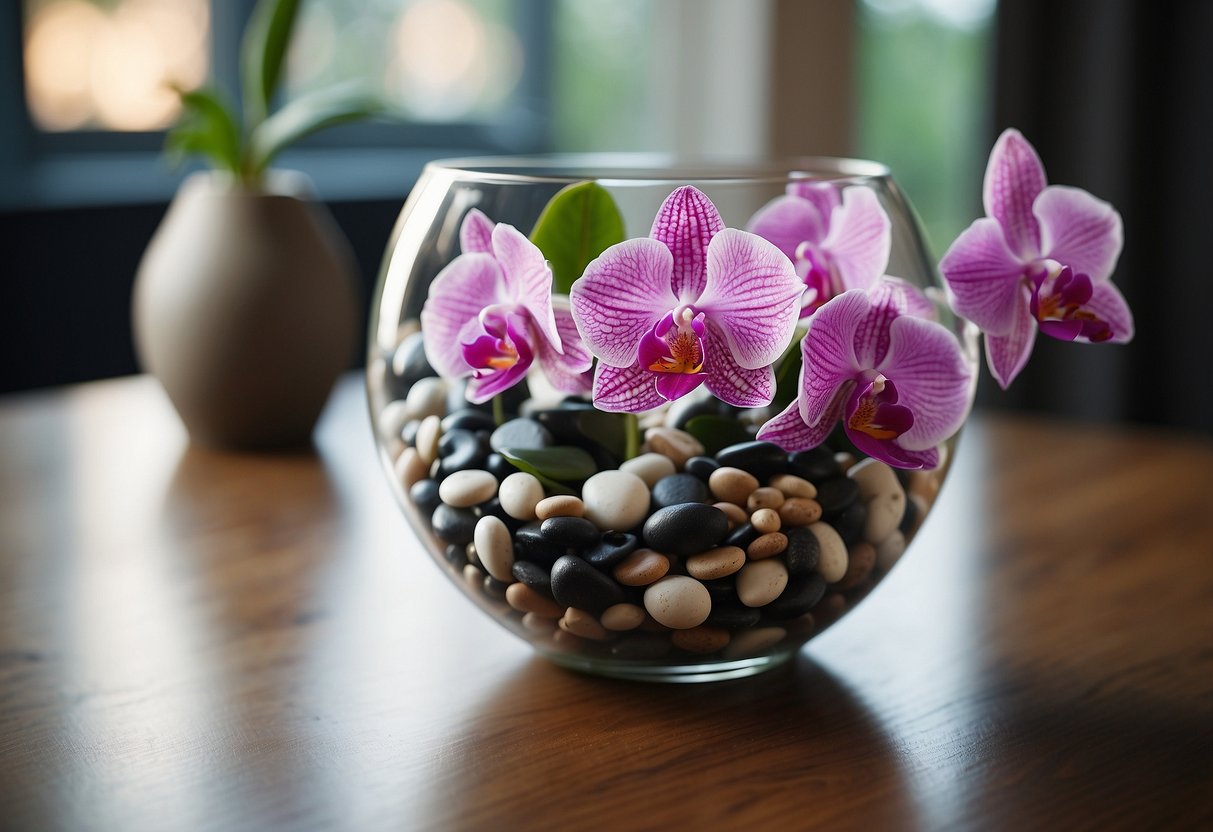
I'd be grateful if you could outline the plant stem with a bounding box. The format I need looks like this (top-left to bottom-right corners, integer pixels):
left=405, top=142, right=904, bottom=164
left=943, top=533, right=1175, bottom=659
left=624, top=413, right=641, bottom=461
left=492, top=394, right=506, bottom=427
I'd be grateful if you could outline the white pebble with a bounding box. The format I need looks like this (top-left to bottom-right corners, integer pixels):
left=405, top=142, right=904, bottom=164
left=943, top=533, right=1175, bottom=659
left=439, top=469, right=498, bottom=508
left=736, top=560, right=789, bottom=607
left=377, top=399, right=411, bottom=441
left=473, top=515, right=514, bottom=582
left=393, top=446, right=428, bottom=489
left=581, top=470, right=651, bottom=531
left=808, top=522, right=849, bottom=583
left=876, top=530, right=907, bottom=571
left=848, top=458, right=901, bottom=501
left=403, top=377, right=449, bottom=420
left=644, top=576, right=711, bottom=629
left=414, top=415, right=442, bottom=466
left=865, top=492, right=905, bottom=545
left=619, top=453, right=677, bottom=488
left=498, top=472, right=545, bottom=521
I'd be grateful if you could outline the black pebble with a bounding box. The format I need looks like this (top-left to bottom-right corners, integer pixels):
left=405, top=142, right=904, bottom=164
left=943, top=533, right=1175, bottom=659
left=485, top=453, right=518, bottom=481
left=391, top=332, right=435, bottom=388
left=763, top=574, right=827, bottom=619
left=478, top=498, right=524, bottom=532
left=436, top=429, right=485, bottom=478
left=442, top=408, right=497, bottom=433
left=643, top=503, right=729, bottom=556
left=549, top=555, right=625, bottom=613
left=707, top=605, right=762, bottom=629
left=650, top=473, right=709, bottom=509
left=401, top=419, right=421, bottom=448
left=816, top=477, right=860, bottom=518
left=788, top=447, right=840, bottom=482
left=683, top=455, right=720, bottom=481
left=784, top=526, right=821, bottom=576
left=511, top=560, right=552, bottom=595
left=540, top=516, right=601, bottom=549
left=482, top=575, right=511, bottom=600
left=716, top=441, right=790, bottom=480
left=513, top=526, right=563, bottom=568
left=443, top=543, right=467, bottom=567
left=431, top=503, right=478, bottom=545
left=833, top=501, right=868, bottom=547
left=584, top=532, right=639, bottom=569
left=490, top=418, right=553, bottom=453
left=725, top=523, right=758, bottom=550
left=409, top=479, right=442, bottom=515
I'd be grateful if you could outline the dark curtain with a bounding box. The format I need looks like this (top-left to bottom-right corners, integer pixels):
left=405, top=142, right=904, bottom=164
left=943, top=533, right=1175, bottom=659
left=981, top=0, right=1213, bottom=435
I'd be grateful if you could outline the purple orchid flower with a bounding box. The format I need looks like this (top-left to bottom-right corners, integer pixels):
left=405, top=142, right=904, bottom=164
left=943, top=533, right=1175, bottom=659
left=748, top=182, right=892, bottom=317
left=939, top=128, right=1133, bottom=389
left=757, top=282, right=973, bottom=470
left=569, top=186, right=804, bottom=412
left=420, top=208, right=593, bottom=404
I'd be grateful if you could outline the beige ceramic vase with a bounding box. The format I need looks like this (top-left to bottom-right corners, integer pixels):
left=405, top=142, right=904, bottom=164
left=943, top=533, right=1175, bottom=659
left=133, top=171, right=358, bottom=450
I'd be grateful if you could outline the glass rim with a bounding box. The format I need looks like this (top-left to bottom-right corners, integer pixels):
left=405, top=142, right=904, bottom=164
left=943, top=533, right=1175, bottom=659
left=421, top=153, right=892, bottom=187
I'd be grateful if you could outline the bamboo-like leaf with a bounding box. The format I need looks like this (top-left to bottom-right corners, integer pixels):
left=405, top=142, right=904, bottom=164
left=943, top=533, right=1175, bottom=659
left=166, top=87, right=242, bottom=173
left=248, top=83, right=381, bottom=174
left=497, top=446, right=597, bottom=485
left=529, top=182, right=626, bottom=295
left=241, top=0, right=302, bottom=128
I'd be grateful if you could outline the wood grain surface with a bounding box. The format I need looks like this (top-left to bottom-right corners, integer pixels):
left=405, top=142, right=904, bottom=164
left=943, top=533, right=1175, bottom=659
left=1, top=375, right=1210, bottom=832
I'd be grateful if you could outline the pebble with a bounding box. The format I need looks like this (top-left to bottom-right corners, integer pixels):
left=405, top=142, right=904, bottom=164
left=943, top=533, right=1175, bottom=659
left=644, top=427, right=705, bottom=469
left=431, top=503, right=478, bottom=545
left=510, top=560, right=552, bottom=594
left=378, top=400, right=411, bottom=442
left=581, top=470, right=651, bottom=531
left=671, top=626, right=731, bottom=654
left=684, top=455, right=721, bottom=481
left=521, top=612, right=556, bottom=634
left=441, top=408, right=497, bottom=433
left=612, top=549, right=670, bottom=586
left=619, top=453, right=677, bottom=487
left=708, top=467, right=760, bottom=505
left=665, top=395, right=721, bottom=430
left=404, top=376, right=448, bottom=420
left=462, top=564, right=482, bottom=591
left=747, top=532, right=787, bottom=560
left=779, top=497, right=823, bottom=527
left=707, top=605, right=762, bottom=629
left=442, top=543, right=466, bottom=567
left=737, top=559, right=789, bottom=607
left=833, top=501, right=868, bottom=546
left=395, top=447, right=429, bottom=489
left=837, top=541, right=877, bottom=590
left=490, top=418, right=552, bottom=453
left=600, top=603, right=647, bottom=631
left=415, top=415, right=443, bottom=466
left=498, top=472, right=545, bottom=521
left=643, top=576, right=712, bottom=629
left=834, top=451, right=857, bottom=472
left=505, top=582, right=564, bottom=618
left=685, top=546, right=746, bottom=580
left=584, top=531, right=639, bottom=569
left=808, top=522, right=849, bottom=583
left=391, top=331, right=434, bottom=387
left=788, top=447, right=841, bottom=482
left=611, top=633, right=672, bottom=659
left=438, top=469, right=498, bottom=508
left=550, top=555, right=625, bottom=613
left=784, top=526, right=821, bottom=576
left=764, top=574, right=826, bottom=619
left=643, top=503, right=729, bottom=556
left=865, top=493, right=905, bottom=545
left=816, top=477, right=860, bottom=518
left=714, top=501, right=749, bottom=528
left=540, top=516, right=600, bottom=549
left=715, top=441, right=789, bottom=480
left=513, top=525, right=563, bottom=567
left=725, top=523, right=758, bottom=550
left=723, top=627, right=787, bottom=659
left=473, top=515, right=515, bottom=582
left=876, top=531, right=907, bottom=571
left=535, top=495, right=585, bottom=520
left=486, top=453, right=518, bottom=481
left=769, top=473, right=817, bottom=499
left=747, top=487, right=785, bottom=512
left=560, top=608, right=611, bottom=641
left=750, top=508, right=781, bottom=534
left=650, top=473, right=710, bottom=508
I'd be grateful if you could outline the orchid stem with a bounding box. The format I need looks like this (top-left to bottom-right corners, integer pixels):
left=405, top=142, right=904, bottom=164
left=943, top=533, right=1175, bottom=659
left=492, top=394, right=506, bottom=427
left=624, top=413, right=641, bottom=461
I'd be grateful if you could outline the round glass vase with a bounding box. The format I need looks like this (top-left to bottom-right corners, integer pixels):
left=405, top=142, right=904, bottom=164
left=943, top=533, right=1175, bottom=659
left=367, top=157, right=977, bottom=683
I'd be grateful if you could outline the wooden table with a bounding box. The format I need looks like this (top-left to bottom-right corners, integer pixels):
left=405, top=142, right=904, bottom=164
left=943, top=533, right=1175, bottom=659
left=1, top=375, right=1210, bottom=831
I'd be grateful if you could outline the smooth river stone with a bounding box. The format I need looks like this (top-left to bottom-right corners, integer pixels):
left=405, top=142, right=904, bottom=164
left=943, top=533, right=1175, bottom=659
left=763, top=574, right=826, bottom=619
left=642, top=503, right=729, bottom=556
left=808, top=521, right=849, bottom=583
left=643, top=427, right=705, bottom=469
left=715, top=441, right=789, bottom=481
left=708, top=467, right=759, bottom=505
left=473, top=515, right=514, bottom=582
left=431, top=503, right=477, bottom=545
left=438, top=469, right=498, bottom=508
left=498, top=472, right=545, bottom=521
left=600, top=603, right=646, bottom=631
left=783, top=526, right=821, bottom=576
left=540, top=516, right=600, bottom=549
left=584, top=532, right=639, bottom=569
left=550, top=555, right=625, bottom=613
left=643, top=575, right=712, bottom=629
left=535, top=495, right=586, bottom=520
left=403, top=376, right=448, bottom=421
left=619, top=453, right=677, bottom=488
left=736, top=559, right=789, bottom=608
left=650, top=473, right=710, bottom=509
left=612, top=549, right=670, bottom=586
left=489, top=418, right=553, bottom=453
left=581, top=470, right=651, bottom=531
left=685, top=546, right=745, bottom=581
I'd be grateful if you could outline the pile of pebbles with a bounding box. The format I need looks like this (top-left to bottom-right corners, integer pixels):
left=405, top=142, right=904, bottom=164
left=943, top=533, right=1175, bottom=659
left=373, top=331, right=944, bottom=665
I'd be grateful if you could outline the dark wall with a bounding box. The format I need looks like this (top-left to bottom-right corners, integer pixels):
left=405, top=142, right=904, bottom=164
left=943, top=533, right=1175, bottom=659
left=0, top=198, right=405, bottom=394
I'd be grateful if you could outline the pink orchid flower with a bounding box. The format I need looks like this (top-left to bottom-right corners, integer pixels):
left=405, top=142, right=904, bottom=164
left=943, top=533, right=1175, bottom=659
left=939, top=128, right=1133, bottom=388
left=758, top=282, right=972, bottom=470
left=748, top=182, right=892, bottom=317
left=420, top=209, right=593, bottom=403
left=569, top=186, right=804, bottom=412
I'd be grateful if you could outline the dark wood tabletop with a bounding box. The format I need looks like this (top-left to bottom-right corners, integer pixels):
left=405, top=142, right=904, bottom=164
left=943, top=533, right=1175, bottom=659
left=1, top=375, right=1210, bottom=832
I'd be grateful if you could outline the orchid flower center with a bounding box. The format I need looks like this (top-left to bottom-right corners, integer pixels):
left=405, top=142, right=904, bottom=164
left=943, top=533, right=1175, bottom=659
left=640, top=306, right=707, bottom=375
left=1029, top=263, right=1112, bottom=342
left=847, top=375, right=914, bottom=441
left=461, top=306, right=529, bottom=377
left=795, top=241, right=843, bottom=316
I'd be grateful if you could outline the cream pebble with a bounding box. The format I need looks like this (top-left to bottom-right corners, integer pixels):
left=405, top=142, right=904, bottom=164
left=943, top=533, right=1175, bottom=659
left=473, top=515, right=515, bottom=582
left=498, top=472, right=545, bottom=521
left=535, top=495, right=585, bottom=520
left=747, top=487, right=785, bottom=512
left=643, top=576, right=712, bottom=629
left=876, top=530, right=907, bottom=571
left=438, top=469, right=498, bottom=508
left=619, top=453, right=677, bottom=487
left=723, top=626, right=787, bottom=659
left=462, top=564, right=481, bottom=591
left=737, top=559, right=789, bottom=607
left=808, top=522, right=849, bottom=583
left=849, top=457, right=902, bottom=501
left=600, top=603, right=647, bottom=631
left=708, top=467, right=759, bottom=505
left=865, top=493, right=905, bottom=545
left=506, top=582, right=564, bottom=618
left=750, top=508, right=782, bottom=534
left=560, top=607, right=611, bottom=641
left=403, top=376, right=448, bottom=420
left=414, top=415, right=442, bottom=466
left=747, top=532, right=787, bottom=560
left=714, top=501, right=749, bottom=528
left=582, top=470, right=651, bottom=531
left=377, top=399, right=410, bottom=441
left=685, top=546, right=745, bottom=580
left=769, top=473, right=817, bottom=499
left=671, top=626, right=731, bottom=654
left=644, top=427, right=705, bottom=469
left=613, top=549, right=670, bottom=586
left=394, top=446, right=429, bottom=489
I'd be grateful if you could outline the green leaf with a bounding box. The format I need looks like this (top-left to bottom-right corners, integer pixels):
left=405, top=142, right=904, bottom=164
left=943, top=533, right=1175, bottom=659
left=772, top=329, right=805, bottom=411
left=241, top=0, right=302, bottom=128
left=684, top=415, right=751, bottom=456
left=498, top=446, right=598, bottom=488
left=247, top=82, right=381, bottom=175
left=529, top=182, right=626, bottom=295
left=166, top=87, right=242, bottom=173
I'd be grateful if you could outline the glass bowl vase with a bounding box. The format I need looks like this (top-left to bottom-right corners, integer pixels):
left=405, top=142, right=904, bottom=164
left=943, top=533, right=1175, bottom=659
left=366, top=156, right=978, bottom=683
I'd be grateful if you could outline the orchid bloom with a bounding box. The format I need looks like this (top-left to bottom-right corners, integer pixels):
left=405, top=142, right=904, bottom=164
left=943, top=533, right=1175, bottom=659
left=757, top=282, right=972, bottom=470
left=569, top=186, right=804, bottom=412
left=420, top=209, right=593, bottom=403
left=939, top=128, right=1133, bottom=388
left=748, top=182, right=892, bottom=317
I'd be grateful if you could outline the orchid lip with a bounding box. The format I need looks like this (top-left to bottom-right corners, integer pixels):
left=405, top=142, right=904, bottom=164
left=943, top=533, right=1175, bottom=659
left=639, top=306, right=707, bottom=376
left=1029, top=265, right=1113, bottom=342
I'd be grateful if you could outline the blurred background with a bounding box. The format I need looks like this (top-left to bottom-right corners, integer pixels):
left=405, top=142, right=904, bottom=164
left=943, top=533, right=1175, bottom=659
left=0, top=0, right=1208, bottom=432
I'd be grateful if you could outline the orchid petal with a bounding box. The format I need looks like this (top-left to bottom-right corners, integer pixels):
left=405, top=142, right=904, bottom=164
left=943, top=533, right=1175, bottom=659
left=855, top=281, right=907, bottom=369
left=798, top=290, right=867, bottom=425
left=534, top=308, right=594, bottom=395
left=459, top=208, right=494, bottom=254
left=420, top=253, right=505, bottom=379
left=983, top=128, right=1046, bottom=259
left=1035, top=185, right=1124, bottom=283
left=695, top=228, right=804, bottom=369
left=818, top=186, right=891, bottom=293
left=1080, top=279, right=1134, bottom=344
left=847, top=425, right=940, bottom=469
left=756, top=397, right=840, bottom=452
left=491, top=223, right=560, bottom=352
left=464, top=317, right=534, bottom=404
left=787, top=180, right=841, bottom=224
left=984, top=289, right=1037, bottom=390
left=649, top=185, right=724, bottom=301
left=877, top=315, right=973, bottom=451
left=570, top=238, right=677, bottom=367
left=592, top=361, right=667, bottom=413
left=880, top=276, right=938, bottom=320
left=656, top=372, right=708, bottom=402
left=939, top=217, right=1029, bottom=335
left=747, top=195, right=827, bottom=261
left=701, top=318, right=777, bottom=407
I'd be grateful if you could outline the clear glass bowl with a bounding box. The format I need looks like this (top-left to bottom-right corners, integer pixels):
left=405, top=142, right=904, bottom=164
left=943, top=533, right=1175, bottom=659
left=366, top=156, right=977, bottom=682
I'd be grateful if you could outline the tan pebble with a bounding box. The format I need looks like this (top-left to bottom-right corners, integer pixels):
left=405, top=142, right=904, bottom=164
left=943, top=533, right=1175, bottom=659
left=747, top=531, right=788, bottom=560
left=600, top=603, right=647, bottom=631
left=714, top=501, right=749, bottom=528
left=619, top=452, right=677, bottom=487
left=644, top=427, right=705, bottom=469
left=521, top=612, right=556, bottom=634
left=909, top=469, right=941, bottom=502
left=473, top=515, right=514, bottom=582
left=498, top=472, right=545, bottom=521
left=782, top=613, right=816, bottom=639
left=535, top=495, right=585, bottom=520
left=643, top=576, right=712, bottom=629
left=750, top=507, right=782, bottom=534
left=708, top=467, right=759, bottom=504
left=737, top=559, right=789, bottom=607
left=808, top=522, right=849, bottom=583
left=834, top=451, right=857, bottom=472
left=506, top=583, right=564, bottom=618
left=560, top=607, right=611, bottom=641
left=671, top=626, right=731, bottom=654
left=848, top=457, right=901, bottom=500
left=414, top=415, right=442, bottom=466
left=462, top=564, right=481, bottom=591
left=769, top=473, right=817, bottom=499
left=747, top=487, right=785, bottom=512
left=613, top=549, right=670, bottom=586
left=439, top=469, right=498, bottom=508
left=403, top=376, right=448, bottom=420
left=837, top=542, right=877, bottom=590
left=385, top=437, right=406, bottom=461
left=552, top=628, right=584, bottom=650
left=395, top=446, right=429, bottom=489
left=876, top=530, right=907, bottom=571
left=865, top=492, right=906, bottom=545
left=685, top=546, right=745, bottom=580
left=723, top=626, right=787, bottom=659
left=465, top=542, right=479, bottom=568
left=779, top=497, right=823, bottom=526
